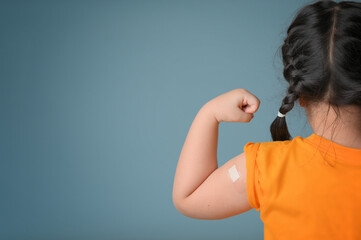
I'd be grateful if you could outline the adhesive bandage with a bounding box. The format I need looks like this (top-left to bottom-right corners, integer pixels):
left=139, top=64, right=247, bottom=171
left=228, top=164, right=240, bottom=182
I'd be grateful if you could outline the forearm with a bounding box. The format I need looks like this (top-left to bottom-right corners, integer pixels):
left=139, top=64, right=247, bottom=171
left=173, top=102, right=219, bottom=202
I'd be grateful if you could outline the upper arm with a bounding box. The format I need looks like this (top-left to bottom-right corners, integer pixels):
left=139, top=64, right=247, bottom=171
left=174, top=152, right=253, bottom=220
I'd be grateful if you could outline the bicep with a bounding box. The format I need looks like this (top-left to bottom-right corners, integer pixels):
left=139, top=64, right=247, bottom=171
left=177, top=152, right=253, bottom=220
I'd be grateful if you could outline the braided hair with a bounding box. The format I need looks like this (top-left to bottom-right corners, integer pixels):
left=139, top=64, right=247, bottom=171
left=270, top=0, right=361, bottom=141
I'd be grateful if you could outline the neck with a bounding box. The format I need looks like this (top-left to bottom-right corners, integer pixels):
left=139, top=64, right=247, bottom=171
left=305, top=103, right=361, bottom=149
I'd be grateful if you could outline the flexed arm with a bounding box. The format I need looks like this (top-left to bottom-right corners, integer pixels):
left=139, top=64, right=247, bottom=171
left=172, top=89, right=260, bottom=219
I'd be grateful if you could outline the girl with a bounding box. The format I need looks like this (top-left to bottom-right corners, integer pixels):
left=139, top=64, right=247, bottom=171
left=172, top=0, right=361, bottom=239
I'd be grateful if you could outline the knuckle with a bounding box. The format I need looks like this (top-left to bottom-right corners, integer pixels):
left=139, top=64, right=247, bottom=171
left=238, top=88, right=245, bottom=92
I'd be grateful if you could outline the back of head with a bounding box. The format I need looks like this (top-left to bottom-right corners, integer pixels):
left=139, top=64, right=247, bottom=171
left=270, top=0, right=361, bottom=141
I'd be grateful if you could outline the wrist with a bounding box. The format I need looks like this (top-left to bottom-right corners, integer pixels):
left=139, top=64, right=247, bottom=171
left=201, top=101, right=220, bottom=124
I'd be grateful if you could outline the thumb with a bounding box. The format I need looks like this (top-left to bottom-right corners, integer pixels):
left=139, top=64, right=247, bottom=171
left=242, top=104, right=258, bottom=114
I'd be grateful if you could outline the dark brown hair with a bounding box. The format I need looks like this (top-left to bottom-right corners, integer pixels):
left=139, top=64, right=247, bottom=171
left=270, top=0, right=361, bottom=141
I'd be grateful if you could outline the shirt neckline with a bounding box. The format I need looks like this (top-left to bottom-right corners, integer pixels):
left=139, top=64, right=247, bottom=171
left=304, top=133, right=361, bottom=166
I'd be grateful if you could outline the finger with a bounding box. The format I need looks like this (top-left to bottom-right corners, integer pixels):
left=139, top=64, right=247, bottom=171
left=242, top=104, right=256, bottom=114
left=240, top=91, right=260, bottom=114
left=236, top=109, right=254, bottom=123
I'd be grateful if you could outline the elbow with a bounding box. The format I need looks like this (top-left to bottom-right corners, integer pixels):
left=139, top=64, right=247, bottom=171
left=172, top=192, right=188, bottom=216
left=172, top=197, right=201, bottom=220
left=173, top=200, right=191, bottom=218
left=172, top=194, right=183, bottom=212
left=172, top=183, right=193, bottom=217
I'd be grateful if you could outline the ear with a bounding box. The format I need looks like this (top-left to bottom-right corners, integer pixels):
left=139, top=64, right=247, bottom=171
left=299, top=97, right=306, bottom=107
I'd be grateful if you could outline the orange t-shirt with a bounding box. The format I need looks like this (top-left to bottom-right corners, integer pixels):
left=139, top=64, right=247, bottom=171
left=244, top=133, right=361, bottom=240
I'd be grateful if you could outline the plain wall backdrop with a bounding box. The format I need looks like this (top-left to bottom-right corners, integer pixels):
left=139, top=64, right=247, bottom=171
left=0, top=0, right=330, bottom=239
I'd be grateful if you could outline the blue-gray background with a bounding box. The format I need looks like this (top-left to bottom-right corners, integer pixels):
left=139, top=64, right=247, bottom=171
left=0, top=0, right=318, bottom=239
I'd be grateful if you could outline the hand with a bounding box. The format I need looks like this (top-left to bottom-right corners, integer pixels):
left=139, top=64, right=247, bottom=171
left=204, top=88, right=260, bottom=123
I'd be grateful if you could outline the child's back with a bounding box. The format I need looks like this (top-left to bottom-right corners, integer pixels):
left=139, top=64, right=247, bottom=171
left=173, top=1, right=361, bottom=239
left=250, top=1, right=361, bottom=238
left=244, top=132, right=361, bottom=239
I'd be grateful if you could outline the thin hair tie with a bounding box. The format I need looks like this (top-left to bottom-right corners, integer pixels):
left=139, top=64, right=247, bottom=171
left=278, top=111, right=286, bottom=118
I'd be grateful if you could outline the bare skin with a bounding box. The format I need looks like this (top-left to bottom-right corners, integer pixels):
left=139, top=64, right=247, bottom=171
left=172, top=89, right=260, bottom=219
left=300, top=97, right=361, bottom=149
left=172, top=89, right=361, bottom=220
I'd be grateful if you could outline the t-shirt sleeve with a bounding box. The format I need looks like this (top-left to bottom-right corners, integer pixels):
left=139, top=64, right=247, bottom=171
left=243, top=142, right=262, bottom=211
